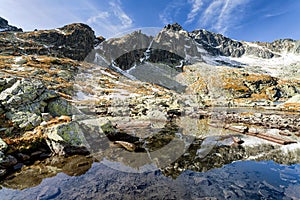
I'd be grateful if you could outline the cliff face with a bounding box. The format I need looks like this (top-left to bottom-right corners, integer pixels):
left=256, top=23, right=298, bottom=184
left=0, top=23, right=95, bottom=61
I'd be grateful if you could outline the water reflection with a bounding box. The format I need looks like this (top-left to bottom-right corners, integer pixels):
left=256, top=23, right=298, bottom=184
left=1, top=116, right=300, bottom=199
left=1, top=160, right=300, bottom=199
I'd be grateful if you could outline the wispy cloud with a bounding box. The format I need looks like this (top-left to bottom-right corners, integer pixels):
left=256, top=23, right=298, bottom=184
left=185, top=0, right=204, bottom=24
left=161, top=0, right=250, bottom=35
left=264, top=11, right=288, bottom=18
left=87, top=12, right=110, bottom=24
left=198, top=0, right=250, bottom=34
left=86, top=0, right=133, bottom=37
left=159, top=0, right=186, bottom=25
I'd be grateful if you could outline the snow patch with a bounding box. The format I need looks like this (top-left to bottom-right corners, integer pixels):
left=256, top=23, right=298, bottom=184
left=14, top=56, right=23, bottom=63
left=76, top=91, right=98, bottom=101
left=55, top=28, right=67, bottom=35
left=100, top=69, right=118, bottom=79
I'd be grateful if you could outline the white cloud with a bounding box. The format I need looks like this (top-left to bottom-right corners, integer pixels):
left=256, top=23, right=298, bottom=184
left=87, top=12, right=110, bottom=24
left=86, top=0, right=133, bottom=37
left=185, top=0, right=204, bottom=24
left=198, top=0, right=250, bottom=34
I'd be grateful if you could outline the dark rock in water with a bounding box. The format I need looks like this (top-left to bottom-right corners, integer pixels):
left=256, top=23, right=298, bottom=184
left=0, top=155, right=18, bottom=167
left=112, top=141, right=136, bottom=152
left=0, top=17, right=23, bottom=32
left=101, top=121, right=140, bottom=143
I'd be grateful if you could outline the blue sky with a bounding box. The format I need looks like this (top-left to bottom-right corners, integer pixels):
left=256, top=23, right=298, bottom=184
left=0, top=0, right=299, bottom=42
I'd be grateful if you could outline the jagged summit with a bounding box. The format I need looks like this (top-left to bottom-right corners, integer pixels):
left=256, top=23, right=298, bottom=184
left=0, top=17, right=22, bottom=32
left=164, top=23, right=183, bottom=31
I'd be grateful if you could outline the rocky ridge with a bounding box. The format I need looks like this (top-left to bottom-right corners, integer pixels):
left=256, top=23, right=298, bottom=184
left=0, top=23, right=94, bottom=60
left=0, top=17, right=22, bottom=33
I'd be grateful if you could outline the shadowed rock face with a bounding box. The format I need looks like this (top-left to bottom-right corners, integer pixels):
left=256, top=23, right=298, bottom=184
left=0, top=23, right=95, bottom=61
left=0, top=17, right=22, bottom=32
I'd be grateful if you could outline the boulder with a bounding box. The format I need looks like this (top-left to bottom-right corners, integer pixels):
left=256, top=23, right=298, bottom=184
left=0, top=79, right=45, bottom=108
left=6, top=111, right=42, bottom=131
left=45, top=121, right=89, bottom=156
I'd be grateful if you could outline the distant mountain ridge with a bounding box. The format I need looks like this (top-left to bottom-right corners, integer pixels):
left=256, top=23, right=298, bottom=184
left=90, top=22, right=300, bottom=78
left=92, top=22, right=300, bottom=64
left=0, top=17, right=22, bottom=32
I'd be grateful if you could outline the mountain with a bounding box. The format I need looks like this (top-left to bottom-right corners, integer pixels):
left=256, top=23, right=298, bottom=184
left=91, top=23, right=300, bottom=77
left=88, top=23, right=299, bottom=98
left=0, top=17, right=22, bottom=32
left=0, top=23, right=94, bottom=61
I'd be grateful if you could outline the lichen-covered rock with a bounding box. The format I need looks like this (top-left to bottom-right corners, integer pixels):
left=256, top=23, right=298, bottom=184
left=45, top=121, right=89, bottom=156
left=6, top=111, right=42, bottom=131
left=47, top=98, right=80, bottom=117
left=0, top=78, right=60, bottom=130
left=0, top=79, right=45, bottom=108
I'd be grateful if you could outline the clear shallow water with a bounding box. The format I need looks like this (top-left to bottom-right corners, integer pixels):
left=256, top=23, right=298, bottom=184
left=1, top=160, right=300, bottom=200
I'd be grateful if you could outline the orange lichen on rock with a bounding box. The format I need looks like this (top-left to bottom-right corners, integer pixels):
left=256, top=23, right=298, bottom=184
left=3, top=126, right=46, bottom=153
left=282, top=103, right=300, bottom=111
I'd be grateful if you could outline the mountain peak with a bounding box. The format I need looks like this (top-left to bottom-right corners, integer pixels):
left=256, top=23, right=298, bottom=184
left=164, top=23, right=183, bottom=31
left=0, top=16, right=22, bottom=32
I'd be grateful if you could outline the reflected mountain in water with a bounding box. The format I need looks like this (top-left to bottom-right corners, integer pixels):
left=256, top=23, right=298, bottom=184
left=2, top=116, right=300, bottom=191
left=1, top=159, right=300, bottom=199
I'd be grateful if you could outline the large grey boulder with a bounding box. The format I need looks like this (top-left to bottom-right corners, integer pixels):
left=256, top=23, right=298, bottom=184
left=45, top=122, right=90, bottom=156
